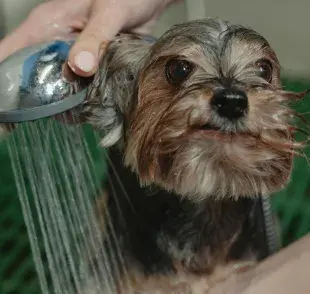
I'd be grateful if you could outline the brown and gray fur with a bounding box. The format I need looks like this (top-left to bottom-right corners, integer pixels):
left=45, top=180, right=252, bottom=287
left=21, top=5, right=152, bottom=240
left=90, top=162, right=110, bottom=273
left=78, top=18, right=308, bottom=292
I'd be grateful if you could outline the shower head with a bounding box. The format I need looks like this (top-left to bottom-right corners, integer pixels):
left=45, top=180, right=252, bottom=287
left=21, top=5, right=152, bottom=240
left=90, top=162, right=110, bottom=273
left=0, top=40, right=92, bottom=123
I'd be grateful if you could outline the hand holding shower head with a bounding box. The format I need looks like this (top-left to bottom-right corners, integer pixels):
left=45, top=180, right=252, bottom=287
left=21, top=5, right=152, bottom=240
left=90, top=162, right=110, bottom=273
left=0, top=40, right=93, bottom=123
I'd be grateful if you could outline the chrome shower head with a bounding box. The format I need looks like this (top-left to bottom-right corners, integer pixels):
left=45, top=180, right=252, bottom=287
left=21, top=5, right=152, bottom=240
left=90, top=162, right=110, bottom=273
left=0, top=40, right=92, bottom=123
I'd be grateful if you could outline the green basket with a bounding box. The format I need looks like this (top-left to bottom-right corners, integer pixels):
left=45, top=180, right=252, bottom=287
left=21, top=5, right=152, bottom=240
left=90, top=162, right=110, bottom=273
left=0, top=79, right=309, bottom=294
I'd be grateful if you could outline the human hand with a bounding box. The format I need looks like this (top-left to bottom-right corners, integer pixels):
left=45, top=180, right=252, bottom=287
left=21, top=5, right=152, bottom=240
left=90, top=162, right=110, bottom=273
left=67, top=0, right=178, bottom=77
left=0, top=0, right=90, bottom=63
left=0, top=0, right=179, bottom=75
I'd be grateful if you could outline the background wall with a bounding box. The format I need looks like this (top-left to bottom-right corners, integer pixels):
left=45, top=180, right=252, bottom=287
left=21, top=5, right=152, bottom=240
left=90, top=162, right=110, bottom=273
left=0, top=0, right=42, bottom=33
left=156, top=0, right=310, bottom=81
left=0, top=0, right=309, bottom=80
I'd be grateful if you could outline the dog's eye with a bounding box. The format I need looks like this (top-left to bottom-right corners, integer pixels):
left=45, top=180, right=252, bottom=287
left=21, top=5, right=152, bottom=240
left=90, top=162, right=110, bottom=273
left=255, top=59, right=273, bottom=83
left=165, top=59, right=194, bottom=85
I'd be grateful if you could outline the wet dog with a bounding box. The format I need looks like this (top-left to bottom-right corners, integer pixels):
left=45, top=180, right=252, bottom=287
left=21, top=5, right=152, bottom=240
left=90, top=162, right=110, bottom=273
left=79, top=18, right=308, bottom=293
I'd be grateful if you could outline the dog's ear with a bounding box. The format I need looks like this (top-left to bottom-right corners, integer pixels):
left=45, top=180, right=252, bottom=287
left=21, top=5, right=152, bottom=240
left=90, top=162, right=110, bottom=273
left=82, top=34, right=154, bottom=147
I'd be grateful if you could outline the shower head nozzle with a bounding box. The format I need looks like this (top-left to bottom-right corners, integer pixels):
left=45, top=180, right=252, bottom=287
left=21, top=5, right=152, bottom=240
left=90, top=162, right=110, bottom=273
left=0, top=40, right=92, bottom=123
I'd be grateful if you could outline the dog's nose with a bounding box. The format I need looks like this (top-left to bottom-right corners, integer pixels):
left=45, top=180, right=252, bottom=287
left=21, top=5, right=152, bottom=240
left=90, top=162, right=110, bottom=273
left=210, top=89, right=248, bottom=120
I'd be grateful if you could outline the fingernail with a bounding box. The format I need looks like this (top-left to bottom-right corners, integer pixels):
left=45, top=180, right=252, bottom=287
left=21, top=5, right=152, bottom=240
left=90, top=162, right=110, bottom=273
left=74, top=51, right=96, bottom=72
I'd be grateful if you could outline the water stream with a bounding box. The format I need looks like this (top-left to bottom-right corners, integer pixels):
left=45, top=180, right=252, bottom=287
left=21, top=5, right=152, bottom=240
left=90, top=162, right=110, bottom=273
left=6, top=116, right=130, bottom=293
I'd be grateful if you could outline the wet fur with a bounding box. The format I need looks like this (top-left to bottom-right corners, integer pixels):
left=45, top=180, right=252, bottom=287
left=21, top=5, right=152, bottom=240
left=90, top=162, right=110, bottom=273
left=79, top=18, right=308, bottom=292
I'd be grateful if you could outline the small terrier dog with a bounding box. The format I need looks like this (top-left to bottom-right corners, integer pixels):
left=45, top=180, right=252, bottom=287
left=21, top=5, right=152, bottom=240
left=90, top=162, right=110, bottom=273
left=78, top=18, right=308, bottom=293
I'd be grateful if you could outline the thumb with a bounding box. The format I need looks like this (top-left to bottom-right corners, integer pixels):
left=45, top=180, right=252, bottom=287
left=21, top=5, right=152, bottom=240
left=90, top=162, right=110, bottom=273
left=68, top=0, right=127, bottom=77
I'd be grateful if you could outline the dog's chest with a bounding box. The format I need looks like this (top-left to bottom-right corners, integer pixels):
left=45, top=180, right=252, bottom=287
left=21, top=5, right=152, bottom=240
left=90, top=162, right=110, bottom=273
left=153, top=196, right=252, bottom=273
left=105, top=149, right=261, bottom=276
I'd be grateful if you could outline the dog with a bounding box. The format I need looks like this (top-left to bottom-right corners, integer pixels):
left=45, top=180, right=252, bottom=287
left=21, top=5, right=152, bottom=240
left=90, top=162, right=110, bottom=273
left=77, top=17, right=308, bottom=293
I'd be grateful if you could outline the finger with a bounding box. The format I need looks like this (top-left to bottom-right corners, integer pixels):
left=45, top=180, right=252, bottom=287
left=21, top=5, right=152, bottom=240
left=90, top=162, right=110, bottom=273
left=68, top=0, right=127, bottom=77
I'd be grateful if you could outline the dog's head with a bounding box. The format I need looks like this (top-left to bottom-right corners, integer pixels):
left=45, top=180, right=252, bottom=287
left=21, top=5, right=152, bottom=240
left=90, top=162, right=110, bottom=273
left=85, top=18, right=308, bottom=201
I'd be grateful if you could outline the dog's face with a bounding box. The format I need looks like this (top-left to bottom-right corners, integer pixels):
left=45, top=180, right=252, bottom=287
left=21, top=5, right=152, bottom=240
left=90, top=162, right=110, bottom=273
left=124, top=18, right=306, bottom=200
